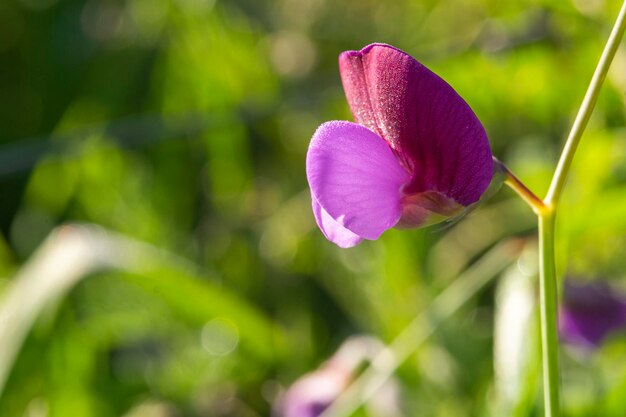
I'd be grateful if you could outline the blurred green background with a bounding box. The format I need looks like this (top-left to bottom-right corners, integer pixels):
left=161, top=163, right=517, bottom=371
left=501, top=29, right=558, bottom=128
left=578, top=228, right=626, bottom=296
left=0, top=0, right=626, bottom=415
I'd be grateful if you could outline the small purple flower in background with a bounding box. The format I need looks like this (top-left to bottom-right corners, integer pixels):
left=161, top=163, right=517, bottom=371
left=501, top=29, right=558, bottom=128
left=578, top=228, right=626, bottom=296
left=274, top=336, right=400, bottom=417
left=275, top=364, right=349, bottom=417
left=306, top=43, right=494, bottom=247
left=559, top=279, right=626, bottom=348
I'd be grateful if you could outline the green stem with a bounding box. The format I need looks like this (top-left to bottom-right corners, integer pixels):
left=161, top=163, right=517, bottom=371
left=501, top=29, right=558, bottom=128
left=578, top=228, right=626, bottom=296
left=546, top=0, right=626, bottom=205
left=494, top=158, right=547, bottom=215
left=535, top=4, right=626, bottom=416
left=538, top=210, right=560, bottom=417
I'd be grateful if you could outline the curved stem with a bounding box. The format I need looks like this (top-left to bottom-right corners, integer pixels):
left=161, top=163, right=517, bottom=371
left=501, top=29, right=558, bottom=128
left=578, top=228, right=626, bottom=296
left=546, top=0, right=626, bottom=206
left=538, top=210, right=560, bottom=417
left=494, top=158, right=547, bottom=215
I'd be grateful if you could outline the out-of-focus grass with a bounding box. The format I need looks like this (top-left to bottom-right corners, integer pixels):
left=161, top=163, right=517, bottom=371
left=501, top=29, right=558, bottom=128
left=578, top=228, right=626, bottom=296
left=0, top=0, right=625, bottom=415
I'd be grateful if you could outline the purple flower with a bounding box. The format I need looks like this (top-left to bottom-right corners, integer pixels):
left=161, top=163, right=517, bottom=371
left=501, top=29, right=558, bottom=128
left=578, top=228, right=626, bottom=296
left=559, top=280, right=626, bottom=348
left=306, top=44, right=493, bottom=247
left=275, top=366, right=349, bottom=417
left=274, top=335, right=398, bottom=417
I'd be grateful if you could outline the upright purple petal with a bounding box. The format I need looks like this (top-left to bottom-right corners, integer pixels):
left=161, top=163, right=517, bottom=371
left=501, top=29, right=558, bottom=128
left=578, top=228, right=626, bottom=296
left=339, top=43, right=492, bottom=206
left=306, top=121, right=409, bottom=244
left=559, top=280, right=626, bottom=348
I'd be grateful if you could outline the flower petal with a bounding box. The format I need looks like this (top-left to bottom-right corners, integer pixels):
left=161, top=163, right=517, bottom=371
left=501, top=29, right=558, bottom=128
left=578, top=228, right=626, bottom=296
left=339, top=43, right=493, bottom=206
left=559, top=280, right=626, bottom=348
left=278, top=368, right=348, bottom=417
left=306, top=121, right=409, bottom=243
left=312, top=194, right=363, bottom=248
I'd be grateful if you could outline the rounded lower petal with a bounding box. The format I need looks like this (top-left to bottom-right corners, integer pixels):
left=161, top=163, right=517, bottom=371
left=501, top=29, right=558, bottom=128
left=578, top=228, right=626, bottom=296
left=339, top=43, right=492, bottom=206
left=312, top=195, right=363, bottom=248
left=306, top=121, right=409, bottom=242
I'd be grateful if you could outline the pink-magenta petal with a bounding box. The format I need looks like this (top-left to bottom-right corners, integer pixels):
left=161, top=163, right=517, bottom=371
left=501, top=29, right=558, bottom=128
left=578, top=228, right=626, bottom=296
left=339, top=43, right=493, bottom=206
left=312, top=195, right=363, bottom=248
left=306, top=121, right=409, bottom=242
